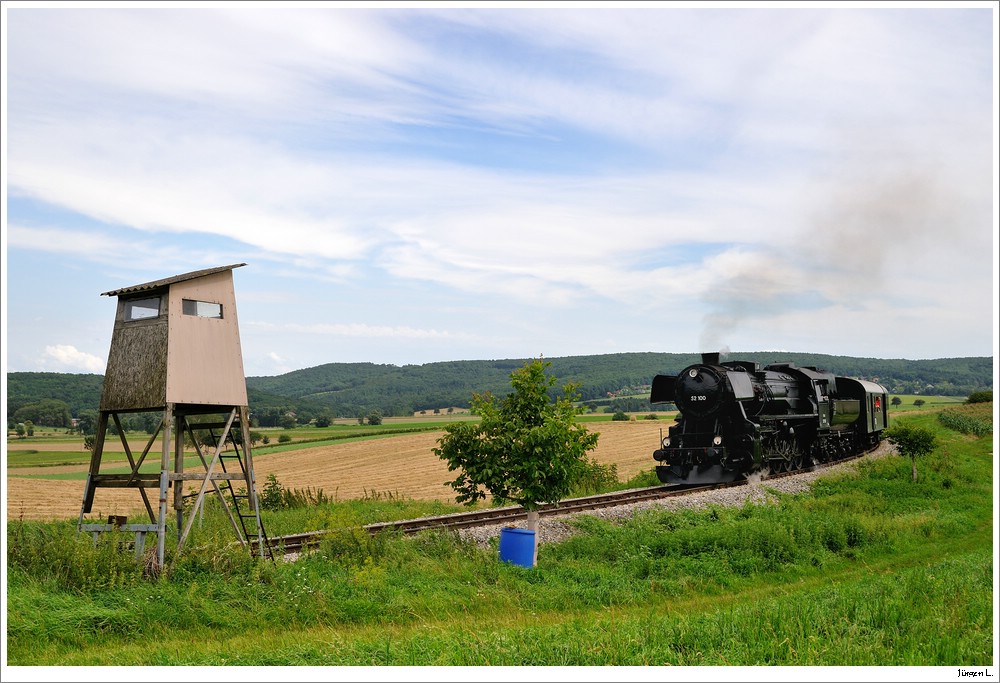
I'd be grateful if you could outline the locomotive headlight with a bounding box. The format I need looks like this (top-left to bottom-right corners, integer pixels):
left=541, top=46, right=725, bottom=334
left=661, top=436, right=671, bottom=448
left=713, top=435, right=723, bottom=446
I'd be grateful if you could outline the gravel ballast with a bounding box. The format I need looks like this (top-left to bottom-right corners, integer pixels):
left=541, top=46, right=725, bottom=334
left=457, top=443, right=894, bottom=550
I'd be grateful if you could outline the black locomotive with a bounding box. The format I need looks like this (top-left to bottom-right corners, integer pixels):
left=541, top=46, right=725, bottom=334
left=650, top=353, right=889, bottom=484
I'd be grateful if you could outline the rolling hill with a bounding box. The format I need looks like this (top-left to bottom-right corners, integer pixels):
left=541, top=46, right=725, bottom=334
left=7, top=351, right=993, bottom=423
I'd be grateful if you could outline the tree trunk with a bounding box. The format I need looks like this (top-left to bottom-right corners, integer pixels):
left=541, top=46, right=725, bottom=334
left=911, top=456, right=917, bottom=482
left=526, top=509, right=540, bottom=567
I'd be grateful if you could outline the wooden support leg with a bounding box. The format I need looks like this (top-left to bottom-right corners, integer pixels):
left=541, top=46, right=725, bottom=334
left=156, top=404, right=174, bottom=571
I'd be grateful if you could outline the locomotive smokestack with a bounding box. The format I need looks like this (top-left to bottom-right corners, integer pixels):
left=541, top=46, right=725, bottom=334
left=702, top=352, right=720, bottom=365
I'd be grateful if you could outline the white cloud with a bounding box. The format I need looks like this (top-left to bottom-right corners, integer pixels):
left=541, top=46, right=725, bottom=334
left=4, top=8, right=994, bottom=371
left=250, top=321, right=469, bottom=341
left=41, top=345, right=106, bottom=373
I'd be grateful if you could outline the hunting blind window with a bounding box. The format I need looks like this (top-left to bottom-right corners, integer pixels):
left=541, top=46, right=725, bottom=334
left=182, top=299, right=223, bottom=318
left=124, top=297, right=161, bottom=321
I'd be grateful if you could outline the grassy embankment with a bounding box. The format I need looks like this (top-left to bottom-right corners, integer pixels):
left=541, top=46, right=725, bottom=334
left=5, top=406, right=994, bottom=665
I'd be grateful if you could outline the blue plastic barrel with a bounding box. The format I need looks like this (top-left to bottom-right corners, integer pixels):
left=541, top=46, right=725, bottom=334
left=498, top=527, right=536, bottom=568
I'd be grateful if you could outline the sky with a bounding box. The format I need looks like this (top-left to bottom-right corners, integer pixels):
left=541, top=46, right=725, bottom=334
left=3, top=2, right=998, bottom=379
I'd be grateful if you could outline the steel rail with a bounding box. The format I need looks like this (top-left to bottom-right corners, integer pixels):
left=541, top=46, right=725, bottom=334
left=261, top=444, right=881, bottom=555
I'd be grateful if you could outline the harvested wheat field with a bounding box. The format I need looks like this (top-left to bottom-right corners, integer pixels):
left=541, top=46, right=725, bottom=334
left=6, top=420, right=668, bottom=522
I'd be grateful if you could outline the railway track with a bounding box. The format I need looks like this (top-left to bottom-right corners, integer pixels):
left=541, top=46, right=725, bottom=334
left=258, top=483, right=717, bottom=555
left=259, top=446, right=879, bottom=557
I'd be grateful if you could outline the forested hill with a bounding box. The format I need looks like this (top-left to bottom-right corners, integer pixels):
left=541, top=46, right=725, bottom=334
left=7, top=352, right=993, bottom=424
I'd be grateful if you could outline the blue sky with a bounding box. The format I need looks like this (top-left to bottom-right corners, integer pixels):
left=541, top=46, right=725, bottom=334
left=3, top=3, right=997, bottom=378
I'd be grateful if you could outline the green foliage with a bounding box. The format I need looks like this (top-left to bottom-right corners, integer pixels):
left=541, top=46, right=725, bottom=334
left=7, top=520, right=149, bottom=590
left=621, top=468, right=663, bottom=489
left=937, top=403, right=993, bottom=437
left=260, top=474, right=286, bottom=511
left=966, top=389, right=992, bottom=404
left=13, top=399, right=73, bottom=428
left=611, top=410, right=629, bottom=421
left=567, top=458, right=619, bottom=498
left=6, top=372, right=105, bottom=421
left=238, top=352, right=999, bottom=413
left=434, top=358, right=600, bottom=510
left=11, top=353, right=990, bottom=422
left=885, top=422, right=938, bottom=458
left=313, top=527, right=390, bottom=569
left=260, top=473, right=334, bottom=511
left=251, top=405, right=305, bottom=428
left=76, top=410, right=99, bottom=435
left=884, top=421, right=938, bottom=482
left=109, top=411, right=162, bottom=435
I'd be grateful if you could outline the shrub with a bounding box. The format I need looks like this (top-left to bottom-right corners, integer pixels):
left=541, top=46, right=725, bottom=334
left=569, top=458, right=619, bottom=497
left=260, top=473, right=332, bottom=511
left=260, top=474, right=286, bottom=511
left=623, top=468, right=661, bottom=489
left=966, top=390, right=992, bottom=404
left=884, top=422, right=937, bottom=482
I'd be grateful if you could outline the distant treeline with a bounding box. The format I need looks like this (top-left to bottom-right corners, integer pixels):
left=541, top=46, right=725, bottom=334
left=7, top=352, right=993, bottom=426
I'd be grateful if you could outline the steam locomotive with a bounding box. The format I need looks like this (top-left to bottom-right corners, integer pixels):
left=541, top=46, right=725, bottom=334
left=650, top=353, right=889, bottom=484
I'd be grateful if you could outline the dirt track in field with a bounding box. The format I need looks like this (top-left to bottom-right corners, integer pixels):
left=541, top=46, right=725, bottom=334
left=6, top=421, right=668, bottom=522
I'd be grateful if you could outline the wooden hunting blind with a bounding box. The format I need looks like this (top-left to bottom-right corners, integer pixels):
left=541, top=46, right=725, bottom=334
left=79, top=263, right=271, bottom=569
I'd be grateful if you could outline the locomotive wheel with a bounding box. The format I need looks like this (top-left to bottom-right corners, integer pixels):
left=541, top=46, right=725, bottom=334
left=767, top=438, right=800, bottom=474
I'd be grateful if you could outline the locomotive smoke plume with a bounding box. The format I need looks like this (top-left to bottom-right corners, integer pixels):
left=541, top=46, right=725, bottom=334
left=803, top=167, right=949, bottom=287
left=698, top=153, right=976, bottom=352
left=699, top=262, right=790, bottom=353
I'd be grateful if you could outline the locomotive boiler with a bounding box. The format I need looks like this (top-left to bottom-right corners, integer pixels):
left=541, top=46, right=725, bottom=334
left=651, top=353, right=889, bottom=484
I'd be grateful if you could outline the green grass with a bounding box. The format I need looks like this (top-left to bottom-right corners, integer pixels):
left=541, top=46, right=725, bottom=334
left=6, top=410, right=993, bottom=666
left=5, top=449, right=96, bottom=468
left=887, top=394, right=965, bottom=411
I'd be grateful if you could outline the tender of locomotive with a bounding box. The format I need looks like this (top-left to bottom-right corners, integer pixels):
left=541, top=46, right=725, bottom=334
left=651, top=352, right=889, bottom=484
